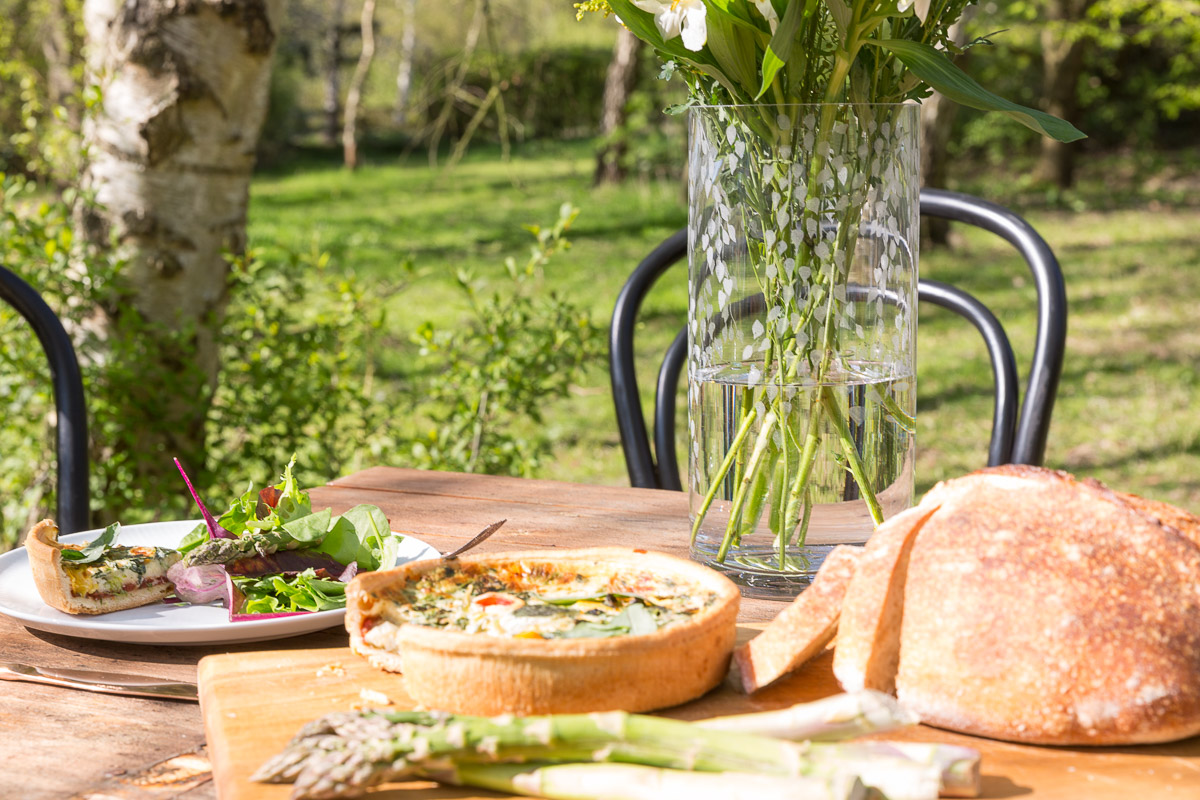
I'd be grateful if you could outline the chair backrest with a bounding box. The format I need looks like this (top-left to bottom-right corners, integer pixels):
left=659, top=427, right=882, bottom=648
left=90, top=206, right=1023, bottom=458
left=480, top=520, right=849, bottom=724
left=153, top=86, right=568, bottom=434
left=610, top=188, right=1066, bottom=491
left=0, top=266, right=90, bottom=533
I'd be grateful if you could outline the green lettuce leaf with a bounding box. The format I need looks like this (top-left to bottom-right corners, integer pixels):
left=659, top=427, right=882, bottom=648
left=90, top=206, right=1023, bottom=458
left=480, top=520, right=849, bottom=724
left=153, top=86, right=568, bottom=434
left=177, top=522, right=209, bottom=555
left=233, top=568, right=348, bottom=614
left=282, top=509, right=332, bottom=543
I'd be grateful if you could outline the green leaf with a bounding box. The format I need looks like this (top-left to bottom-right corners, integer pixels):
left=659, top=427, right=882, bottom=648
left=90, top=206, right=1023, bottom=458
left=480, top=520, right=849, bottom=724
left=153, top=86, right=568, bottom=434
left=755, top=0, right=811, bottom=100
left=607, top=0, right=743, bottom=100
left=282, top=508, right=332, bottom=543
left=60, top=522, right=120, bottom=564
left=871, top=39, right=1087, bottom=142
left=234, top=568, right=348, bottom=615
left=177, top=522, right=209, bottom=555
left=322, top=504, right=396, bottom=571
left=706, top=10, right=760, bottom=96
left=314, top=516, right=360, bottom=566
left=272, top=456, right=313, bottom=522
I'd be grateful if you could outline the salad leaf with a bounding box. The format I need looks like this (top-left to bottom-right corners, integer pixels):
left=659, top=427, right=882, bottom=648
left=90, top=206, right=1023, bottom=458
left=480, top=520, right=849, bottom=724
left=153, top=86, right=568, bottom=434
left=231, top=568, right=349, bottom=617
left=320, top=504, right=398, bottom=572
left=272, top=457, right=313, bottom=523
left=282, top=509, right=332, bottom=543
left=224, top=549, right=349, bottom=577
left=177, top=522, right=209, bottom=555
left=59, top=522, right=120, bottom=564
left=175, top=458, right=235, bottom=541
left=314, top=516, right=362, bottom=567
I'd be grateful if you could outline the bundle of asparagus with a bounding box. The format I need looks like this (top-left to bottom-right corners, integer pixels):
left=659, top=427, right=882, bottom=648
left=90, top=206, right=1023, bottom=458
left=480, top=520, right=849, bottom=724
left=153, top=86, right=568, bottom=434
left=252, top=691, right=980, bottom=800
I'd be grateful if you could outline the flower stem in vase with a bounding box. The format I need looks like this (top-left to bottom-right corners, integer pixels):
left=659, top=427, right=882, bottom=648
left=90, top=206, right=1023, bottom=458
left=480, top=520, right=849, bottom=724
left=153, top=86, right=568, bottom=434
left=688, top=102, right=917, bottom=596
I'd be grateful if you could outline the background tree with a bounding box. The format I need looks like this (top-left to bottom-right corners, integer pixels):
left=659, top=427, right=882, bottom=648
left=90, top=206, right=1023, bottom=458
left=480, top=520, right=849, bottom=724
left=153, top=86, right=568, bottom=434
left=920, top=7, right=975, bottom=245
left=1033, top=0, right=1098, bottom=187
left=322, top=0, right=347, bottom=146
left=393, top=0, right=417, bottom=125
left=593, top=27, right=643, bottom=184
left=79, top=0, right=279, bottom=502
left=343, top=0, right=378, bottom=169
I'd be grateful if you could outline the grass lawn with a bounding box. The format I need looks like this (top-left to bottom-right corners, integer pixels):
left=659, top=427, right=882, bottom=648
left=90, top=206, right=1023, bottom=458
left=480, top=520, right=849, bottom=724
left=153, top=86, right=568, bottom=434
left=248, top=140, right=1200, bottom=512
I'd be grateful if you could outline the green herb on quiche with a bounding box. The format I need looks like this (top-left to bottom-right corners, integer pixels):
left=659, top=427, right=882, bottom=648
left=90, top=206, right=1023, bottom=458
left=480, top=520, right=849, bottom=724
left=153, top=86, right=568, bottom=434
left=58, top=522, right=121, bottom=564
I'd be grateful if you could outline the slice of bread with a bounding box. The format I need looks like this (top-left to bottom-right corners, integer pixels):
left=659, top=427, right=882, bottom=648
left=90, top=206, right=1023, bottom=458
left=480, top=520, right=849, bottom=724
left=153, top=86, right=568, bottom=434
left=734, top=545, right=861, bottom=693
left=832, top=503, right=939, bottom=694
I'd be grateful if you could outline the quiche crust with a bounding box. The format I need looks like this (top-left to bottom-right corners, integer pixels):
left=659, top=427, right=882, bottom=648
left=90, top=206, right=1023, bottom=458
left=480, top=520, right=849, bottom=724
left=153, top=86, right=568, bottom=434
left=346, top=547, right=740, bottom=715
left=26, top=519, right=179, bottom=615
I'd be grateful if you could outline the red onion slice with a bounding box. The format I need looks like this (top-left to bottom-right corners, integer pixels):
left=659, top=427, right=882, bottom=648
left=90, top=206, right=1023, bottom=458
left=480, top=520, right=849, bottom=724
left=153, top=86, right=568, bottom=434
left=167, top=561, right=229, bottom=604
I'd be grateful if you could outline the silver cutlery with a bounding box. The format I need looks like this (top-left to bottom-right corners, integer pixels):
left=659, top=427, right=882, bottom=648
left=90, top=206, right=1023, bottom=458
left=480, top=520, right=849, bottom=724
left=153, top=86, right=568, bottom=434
left=0, top=661, right=198, bottom=701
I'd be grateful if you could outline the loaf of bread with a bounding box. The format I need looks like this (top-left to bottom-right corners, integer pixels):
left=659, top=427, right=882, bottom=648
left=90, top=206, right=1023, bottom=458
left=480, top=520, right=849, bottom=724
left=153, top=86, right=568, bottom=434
left=893, top=465, right=1200, bottom=745
left=738, top=465, right=1200, bottom=746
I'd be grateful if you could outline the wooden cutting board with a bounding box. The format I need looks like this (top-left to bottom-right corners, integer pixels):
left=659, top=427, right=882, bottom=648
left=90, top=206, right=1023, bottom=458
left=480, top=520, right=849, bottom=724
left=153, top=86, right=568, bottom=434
left=199, top=625, right=1200, bottom=800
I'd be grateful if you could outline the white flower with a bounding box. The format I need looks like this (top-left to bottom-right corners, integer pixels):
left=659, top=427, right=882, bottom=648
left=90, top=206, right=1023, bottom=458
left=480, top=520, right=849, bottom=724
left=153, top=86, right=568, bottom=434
left=632, top=0, right=708, bottom=51
left=753, top=0, right=779, bottom=33
left=896, top=0, right=931, bottom=23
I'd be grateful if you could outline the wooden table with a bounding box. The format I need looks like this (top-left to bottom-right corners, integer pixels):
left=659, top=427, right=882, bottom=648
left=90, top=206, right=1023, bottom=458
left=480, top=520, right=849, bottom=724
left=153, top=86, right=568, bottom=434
left=5, top=467, right=1198, bottom=799
left=0, top=467, right=787, bottom=800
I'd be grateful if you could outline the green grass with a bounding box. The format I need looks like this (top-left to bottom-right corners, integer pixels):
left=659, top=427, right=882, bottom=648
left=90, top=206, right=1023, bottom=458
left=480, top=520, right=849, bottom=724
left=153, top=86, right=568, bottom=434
left=247, top=141, right=1200, bottom=512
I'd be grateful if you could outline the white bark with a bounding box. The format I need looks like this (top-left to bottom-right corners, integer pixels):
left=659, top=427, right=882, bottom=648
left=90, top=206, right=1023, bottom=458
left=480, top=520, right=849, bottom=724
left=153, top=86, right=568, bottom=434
left=343, top=0, right=377, bottom=170
left=393, top=0, right=416, bottom=125
left=80, top=0, right=279, bottom=471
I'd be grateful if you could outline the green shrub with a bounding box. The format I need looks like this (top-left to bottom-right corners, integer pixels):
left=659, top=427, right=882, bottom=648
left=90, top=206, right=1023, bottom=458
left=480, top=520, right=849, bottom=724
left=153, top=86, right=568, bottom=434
left=0, top=181, right=599, bottom=551
left=408, top=203, right=602, bottom=475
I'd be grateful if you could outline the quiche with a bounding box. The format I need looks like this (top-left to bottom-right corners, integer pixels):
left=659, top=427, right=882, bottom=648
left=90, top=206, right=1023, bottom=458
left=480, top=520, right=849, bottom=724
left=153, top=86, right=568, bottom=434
left=27, top=519, right=181, bottom=615
left=346, top=547, right=740, bottom=715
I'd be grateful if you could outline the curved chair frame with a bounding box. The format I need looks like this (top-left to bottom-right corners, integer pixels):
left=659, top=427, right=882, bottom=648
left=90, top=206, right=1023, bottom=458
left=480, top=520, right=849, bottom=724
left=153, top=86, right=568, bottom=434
left=610, top=189, right=1065, bottom=491
left=1, top=266, right=89, bottom=533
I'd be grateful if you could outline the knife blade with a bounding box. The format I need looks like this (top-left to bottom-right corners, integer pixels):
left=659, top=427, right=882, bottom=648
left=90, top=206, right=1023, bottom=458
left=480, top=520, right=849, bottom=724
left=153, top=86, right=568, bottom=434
left=0, top=661, right=198, bottom=701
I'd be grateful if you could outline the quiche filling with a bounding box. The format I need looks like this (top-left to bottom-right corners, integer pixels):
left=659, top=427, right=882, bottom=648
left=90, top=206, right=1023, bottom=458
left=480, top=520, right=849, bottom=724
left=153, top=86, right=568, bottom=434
left=61, top=545, right=180, bottom=599
left=361, top=561, right=721, bottom=648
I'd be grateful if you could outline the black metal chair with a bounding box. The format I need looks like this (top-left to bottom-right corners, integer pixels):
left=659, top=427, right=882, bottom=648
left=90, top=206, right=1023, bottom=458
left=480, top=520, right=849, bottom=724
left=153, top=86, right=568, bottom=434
left=0, top=266, right=89, bottom=533
left=610, top=188, right=1067, bottom=491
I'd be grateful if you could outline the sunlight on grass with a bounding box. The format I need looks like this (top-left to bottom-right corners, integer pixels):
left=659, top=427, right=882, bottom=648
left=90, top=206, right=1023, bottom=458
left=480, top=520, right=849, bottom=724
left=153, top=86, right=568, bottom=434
left=248, top=142, right=1200, bottom=511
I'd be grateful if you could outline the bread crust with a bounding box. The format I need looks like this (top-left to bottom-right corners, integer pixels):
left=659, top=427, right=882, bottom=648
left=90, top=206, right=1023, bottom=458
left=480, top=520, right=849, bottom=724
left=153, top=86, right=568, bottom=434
left=346, top=547, right=740, bottom=715
left=895, top=466, right=1200, bottom=745
left=832, top=503, right=939, bottom=694
left=26, top=518, right=176, bottom=615
left=734, top=544, right=861, bottom=693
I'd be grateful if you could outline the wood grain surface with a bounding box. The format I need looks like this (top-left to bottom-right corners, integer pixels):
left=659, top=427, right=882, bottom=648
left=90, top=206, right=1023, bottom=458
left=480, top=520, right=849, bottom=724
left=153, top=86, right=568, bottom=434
left=199, top=634, right=1200, bottom=800
left=9, top=467, right=1198, bottom=800
left=0, top=467, right=786, bottom=799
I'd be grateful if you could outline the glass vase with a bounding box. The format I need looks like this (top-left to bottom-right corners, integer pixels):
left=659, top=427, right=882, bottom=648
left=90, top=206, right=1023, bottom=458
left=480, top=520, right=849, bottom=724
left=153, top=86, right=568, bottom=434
left=686, top=103, right=919, bottom=599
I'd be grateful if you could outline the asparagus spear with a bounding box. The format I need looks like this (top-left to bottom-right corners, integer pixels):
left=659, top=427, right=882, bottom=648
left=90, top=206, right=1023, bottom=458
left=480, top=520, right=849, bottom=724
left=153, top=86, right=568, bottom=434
left=434, top=761, right=873, bottom=800
left=254, top=709, right=943, bottom=800
left=815, top=741, right=980, bottom=798
left=695, top=691, right=919, bottom=741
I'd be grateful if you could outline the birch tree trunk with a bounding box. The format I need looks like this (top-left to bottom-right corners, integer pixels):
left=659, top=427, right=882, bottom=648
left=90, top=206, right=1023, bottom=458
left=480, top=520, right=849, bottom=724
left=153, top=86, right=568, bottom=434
left=343, top=0, right=377, bottom=170
left=393, top=0, right=417, bottom=125
left=79, top=0, right=279, bottom=492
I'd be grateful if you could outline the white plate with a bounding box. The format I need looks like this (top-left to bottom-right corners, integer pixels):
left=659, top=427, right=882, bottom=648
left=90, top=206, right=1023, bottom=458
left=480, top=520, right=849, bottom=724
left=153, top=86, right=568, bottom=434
left=0, top=520, right=440, bottom=645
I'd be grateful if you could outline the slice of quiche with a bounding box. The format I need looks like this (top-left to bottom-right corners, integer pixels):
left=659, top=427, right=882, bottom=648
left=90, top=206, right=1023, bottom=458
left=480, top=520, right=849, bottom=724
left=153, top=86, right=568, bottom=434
left=26, top=519, right=181, bottom=615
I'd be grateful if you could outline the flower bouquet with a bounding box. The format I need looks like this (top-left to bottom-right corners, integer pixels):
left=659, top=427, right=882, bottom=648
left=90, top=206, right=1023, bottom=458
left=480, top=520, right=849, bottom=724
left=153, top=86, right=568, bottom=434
left=580, top=0, right=1083, bottom=596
